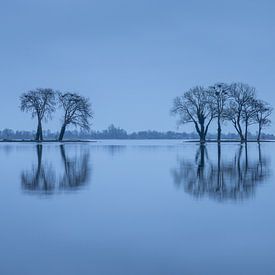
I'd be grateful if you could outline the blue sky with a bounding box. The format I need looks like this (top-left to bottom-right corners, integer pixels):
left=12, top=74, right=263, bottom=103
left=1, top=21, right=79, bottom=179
left=0, top=0, right=275, bottom=132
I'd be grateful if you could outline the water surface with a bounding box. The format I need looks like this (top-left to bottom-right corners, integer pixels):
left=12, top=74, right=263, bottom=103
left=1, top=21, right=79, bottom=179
left=0, top=141, right=274, bottom=275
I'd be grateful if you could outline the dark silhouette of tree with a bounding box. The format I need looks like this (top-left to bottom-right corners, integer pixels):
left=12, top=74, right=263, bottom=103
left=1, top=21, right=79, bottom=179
left=171, top=86, right=215, bottom=143
left=209, top=83, right=229, bottom=142
left=20, top=89, right=56, bottom=141
left=171, top=82, right=273, bottom=143
left=225, top=83, right=256, bottom=142
left=58, top=92, right=93, bottom=141
left=171, top=144, right=270, bottom=201
left=254, top=100, right=273, bottom=142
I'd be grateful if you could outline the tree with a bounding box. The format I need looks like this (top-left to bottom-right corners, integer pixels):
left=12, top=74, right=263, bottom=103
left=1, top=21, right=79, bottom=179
left=225, top=83, right=256, bottom=142
left=58, top=92, right=93, bottom=141
left=20, top=89, right=56, bottom=141
left=254, top=100, right=272, bottom=142
left=171, top=86, right=215, bottom=143
left=209, top=83, right=229, bottom=142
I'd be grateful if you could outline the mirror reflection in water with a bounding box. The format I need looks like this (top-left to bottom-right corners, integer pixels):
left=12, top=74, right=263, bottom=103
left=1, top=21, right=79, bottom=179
left=21, top=144, right=91, bottom=195
left=172, top=144, right=270, bottom=201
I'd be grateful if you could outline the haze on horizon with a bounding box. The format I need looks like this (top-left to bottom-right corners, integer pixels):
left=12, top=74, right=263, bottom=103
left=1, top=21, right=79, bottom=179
left=0, top=0, right=275, bottom=133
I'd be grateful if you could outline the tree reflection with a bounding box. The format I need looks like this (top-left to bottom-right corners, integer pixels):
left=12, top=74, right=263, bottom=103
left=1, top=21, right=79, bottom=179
left=21, top=145, right=56, bottom=194
left=21, top=145, right=90, bottom=195
left=172, top=144, right=270, bottom=201
left=59, top=145, right=90, bottom=190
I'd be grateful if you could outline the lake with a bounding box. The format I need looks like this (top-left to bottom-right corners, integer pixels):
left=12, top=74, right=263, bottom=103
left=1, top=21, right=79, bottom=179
left=0, top=141, right=274, bottom=275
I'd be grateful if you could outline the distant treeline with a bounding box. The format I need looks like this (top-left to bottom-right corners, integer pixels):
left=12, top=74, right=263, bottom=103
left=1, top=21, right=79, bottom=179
left=1, top=125, right=274, bottom=140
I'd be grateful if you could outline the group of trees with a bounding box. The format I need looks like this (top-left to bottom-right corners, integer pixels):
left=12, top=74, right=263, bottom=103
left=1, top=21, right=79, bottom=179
left=20, top=88, right=93, bottom=141
left=172, top=82, right=273, bottom=143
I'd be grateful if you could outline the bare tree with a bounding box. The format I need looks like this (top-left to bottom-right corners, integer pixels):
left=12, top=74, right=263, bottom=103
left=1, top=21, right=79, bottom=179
left=254, top=100, right=272, bottom=142
left=225, top=83, right=256, bottom=142
left=58, top=92, right=93, bottom=141
left=171, top=86, right=215, bottom=143
left=20, top=89, right=56, bottom=141
left=209, top=83, right=230, bottom=142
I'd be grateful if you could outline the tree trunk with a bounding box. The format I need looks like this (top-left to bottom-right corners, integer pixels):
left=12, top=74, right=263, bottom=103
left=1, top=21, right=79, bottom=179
left=236, top=117, right=245, bottom=143
left=244, top=120, right=248, bottom=143
left=257, top=125, right=262, bottom=142
left=39, top=122, right=43, bottom=141
left=217, top=116, right=221, bottom=143
left=200, top=133, right=206, bottom=143
left=194, top=123, right=205, bottom=143
left=35, top=125, right=39, bottom=141
left=238, top=125, right=245, bottom=143
left=199, top=123, right=206, bottom=143
left=35, top=119, right=43, bottom=141
left=59, top=123, right=67, bottom=141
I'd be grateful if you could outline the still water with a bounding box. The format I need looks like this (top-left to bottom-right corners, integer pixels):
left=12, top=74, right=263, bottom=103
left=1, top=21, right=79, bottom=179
left=0, top=141, right=274, bottom=275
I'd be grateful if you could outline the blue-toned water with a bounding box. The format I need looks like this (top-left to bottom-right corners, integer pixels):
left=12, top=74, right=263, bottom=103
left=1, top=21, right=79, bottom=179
left=0, top=141, right=274, bottom=275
